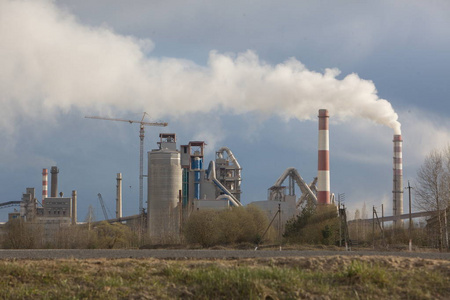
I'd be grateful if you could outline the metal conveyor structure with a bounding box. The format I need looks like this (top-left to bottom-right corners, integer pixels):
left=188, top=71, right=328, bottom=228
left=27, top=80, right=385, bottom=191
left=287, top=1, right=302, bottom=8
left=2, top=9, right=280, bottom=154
left=268, top=167, right=318, bottom=208
left=215, top=147, right=242, bottom=202
left=206, top=160, right=242, bottom=207
left=0, top=201, right=21, bottom=210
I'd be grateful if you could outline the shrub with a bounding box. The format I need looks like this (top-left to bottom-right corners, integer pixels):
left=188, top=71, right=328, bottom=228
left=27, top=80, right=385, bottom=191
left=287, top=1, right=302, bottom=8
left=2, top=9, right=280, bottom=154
left=183, top=210, right=221, bottom=247
left=48, top=221, right=137, bottom=249
left=94, top=221, right=135, bottom=249
left=1, top=219, right=42, bottom=249
left=183, top=205, right=271, bottom=247
left=284, top=204, right=339, bottom=245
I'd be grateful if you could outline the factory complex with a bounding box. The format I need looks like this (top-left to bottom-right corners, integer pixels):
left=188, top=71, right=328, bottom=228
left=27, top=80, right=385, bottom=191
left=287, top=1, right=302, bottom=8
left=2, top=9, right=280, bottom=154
left=0, top=109, right=409, bottom=245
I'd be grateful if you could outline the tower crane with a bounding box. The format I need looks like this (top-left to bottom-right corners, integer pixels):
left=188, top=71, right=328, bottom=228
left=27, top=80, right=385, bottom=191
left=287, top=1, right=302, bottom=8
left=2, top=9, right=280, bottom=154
left=97, top=193, right=110, bottom=220
left=86, top=113, right=168, bottom=214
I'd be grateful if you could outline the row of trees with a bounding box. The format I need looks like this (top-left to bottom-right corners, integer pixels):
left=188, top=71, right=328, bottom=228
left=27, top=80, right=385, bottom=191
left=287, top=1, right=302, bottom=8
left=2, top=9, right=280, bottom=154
left=0, top=219, right=139, bottom=249
left=1, top=204, right=339, bottom=249
left=346, top=146, right=450, bottom=250
left=415, top=146, right=450, bottom=250
left=0, top=206, right=274, bottom=249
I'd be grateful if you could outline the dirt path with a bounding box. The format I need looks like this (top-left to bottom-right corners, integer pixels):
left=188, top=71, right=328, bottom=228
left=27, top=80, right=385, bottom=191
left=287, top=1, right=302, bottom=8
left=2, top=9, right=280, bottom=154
left=0, top=248, right=449, bottom=260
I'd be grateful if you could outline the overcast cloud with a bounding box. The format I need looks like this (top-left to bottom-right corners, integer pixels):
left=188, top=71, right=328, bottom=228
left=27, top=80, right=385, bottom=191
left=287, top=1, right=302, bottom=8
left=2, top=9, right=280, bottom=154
left=0, top=0, right=449, bottom=220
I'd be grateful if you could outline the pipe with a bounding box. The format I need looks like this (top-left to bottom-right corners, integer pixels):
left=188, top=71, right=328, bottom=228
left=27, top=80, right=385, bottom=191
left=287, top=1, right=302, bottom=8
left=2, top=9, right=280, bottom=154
left=42, top=168, right=48, bottom=203
left=393, top=134, right=403, bottom=227
left=50, top=166, right=59, bottom=197
left=317, top=109, right=330, bottom=204
left=192, top=157, right=202, bottom=200
left=216, top=147, right=241, bottom=172
left=116, top=173, right=122, bottom=218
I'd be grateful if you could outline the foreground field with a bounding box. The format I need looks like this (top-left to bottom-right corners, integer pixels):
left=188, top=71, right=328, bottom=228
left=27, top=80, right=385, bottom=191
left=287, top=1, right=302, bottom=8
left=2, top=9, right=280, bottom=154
left=1, top=255, right=449, bottom=299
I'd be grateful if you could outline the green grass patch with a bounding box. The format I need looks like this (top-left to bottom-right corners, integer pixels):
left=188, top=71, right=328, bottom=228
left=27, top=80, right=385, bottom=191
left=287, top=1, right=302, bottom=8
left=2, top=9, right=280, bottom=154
left=0, top=257, right=448, bottom=299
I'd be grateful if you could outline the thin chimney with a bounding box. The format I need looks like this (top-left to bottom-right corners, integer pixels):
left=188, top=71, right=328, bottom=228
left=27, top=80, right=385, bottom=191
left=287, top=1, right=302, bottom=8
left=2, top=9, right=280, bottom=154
left=393, top=134, right=403, bottom=227
left=317, top=109, right=330, bottom=204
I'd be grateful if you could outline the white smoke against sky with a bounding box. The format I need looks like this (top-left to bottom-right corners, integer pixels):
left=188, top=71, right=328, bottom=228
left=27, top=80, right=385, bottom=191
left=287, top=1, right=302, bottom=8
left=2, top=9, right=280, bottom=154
left=0, top=0, right=401, bottom=136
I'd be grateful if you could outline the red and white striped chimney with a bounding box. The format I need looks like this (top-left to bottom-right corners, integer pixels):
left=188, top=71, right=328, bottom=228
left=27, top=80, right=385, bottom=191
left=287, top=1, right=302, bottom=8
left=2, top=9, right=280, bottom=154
left=393, top=134, right=403, bottom=226
left=318, top=109, right=330, bottom=205
left=42, top=168, right=48, bottom=203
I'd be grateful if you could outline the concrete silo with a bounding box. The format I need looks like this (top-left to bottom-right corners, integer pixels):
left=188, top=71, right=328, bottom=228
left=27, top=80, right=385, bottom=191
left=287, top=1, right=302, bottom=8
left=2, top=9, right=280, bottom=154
left=147, top=134, right=182, bottom=241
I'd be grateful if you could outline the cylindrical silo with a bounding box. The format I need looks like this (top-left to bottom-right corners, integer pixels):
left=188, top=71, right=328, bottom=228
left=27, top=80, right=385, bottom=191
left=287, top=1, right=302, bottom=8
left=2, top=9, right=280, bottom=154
left=317, top=109, right=330, bottom=205
left=148, top=148, right=182, bottom=241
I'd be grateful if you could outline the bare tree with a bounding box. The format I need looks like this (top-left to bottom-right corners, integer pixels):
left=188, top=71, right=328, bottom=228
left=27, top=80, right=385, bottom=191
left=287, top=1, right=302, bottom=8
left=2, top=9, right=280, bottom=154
left=415, top=149, right=450, bottom=250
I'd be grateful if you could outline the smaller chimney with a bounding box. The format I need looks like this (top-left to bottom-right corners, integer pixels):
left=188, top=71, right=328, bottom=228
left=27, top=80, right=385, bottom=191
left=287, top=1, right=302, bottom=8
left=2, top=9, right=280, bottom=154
left=42, top=168, right=48, bottom=203
left=72, top=190, right=77, bottom=225
left=50, top=166, right=59, bottom=197
left=116, top=173, right=122, bottom=218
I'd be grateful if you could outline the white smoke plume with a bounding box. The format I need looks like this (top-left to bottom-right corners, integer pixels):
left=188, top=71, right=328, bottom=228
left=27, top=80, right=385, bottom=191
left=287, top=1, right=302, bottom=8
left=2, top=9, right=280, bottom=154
left=0, top=0, right=401, bottom=135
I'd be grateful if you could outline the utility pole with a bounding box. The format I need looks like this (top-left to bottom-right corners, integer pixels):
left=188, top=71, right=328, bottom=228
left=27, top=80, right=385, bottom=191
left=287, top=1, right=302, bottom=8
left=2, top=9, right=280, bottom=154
left=343, top=204, right=349, bottom=251
left=405, top=181, right=413, bottom=251
left=278, top=203, right=282, bottom=251
left=256, top=203, right=282, bottom=251
left=338, top=193, right=345, bottom=247
left=373, top=206, right=385, bottom=248
left=339, top=200, right=342, bottom=247
left=381, top=204, right=385, bottom=246
left=372, top=206, right=375, bottom=249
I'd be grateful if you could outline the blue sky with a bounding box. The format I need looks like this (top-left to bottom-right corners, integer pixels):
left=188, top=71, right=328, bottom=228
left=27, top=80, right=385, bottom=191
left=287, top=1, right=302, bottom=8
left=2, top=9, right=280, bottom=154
left=0, top=0, right=449, bottom=221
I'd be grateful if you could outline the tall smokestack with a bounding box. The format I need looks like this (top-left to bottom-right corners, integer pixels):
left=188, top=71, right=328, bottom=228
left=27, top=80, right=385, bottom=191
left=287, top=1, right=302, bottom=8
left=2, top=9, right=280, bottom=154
left=50, top=166, right=59, bottom=197
left=42, top=168, right=48, bottom=202
left=393, top=134, right=403, bottom=226
left=318, top=109, right=330, bottom=205
left=116, top=173, right=122, bottom=219
left=72, top=190, right=77, bottom=225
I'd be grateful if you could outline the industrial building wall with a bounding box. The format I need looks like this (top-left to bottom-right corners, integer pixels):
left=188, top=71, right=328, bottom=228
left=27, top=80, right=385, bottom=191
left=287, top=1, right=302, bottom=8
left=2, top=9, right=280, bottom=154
left=193, top=199, right=229, bottom=210
left=249, top=197, right=298, bottom=231
left=42, top=198, right=72, bottom=218
left=199, top=171, right=217, bottom=200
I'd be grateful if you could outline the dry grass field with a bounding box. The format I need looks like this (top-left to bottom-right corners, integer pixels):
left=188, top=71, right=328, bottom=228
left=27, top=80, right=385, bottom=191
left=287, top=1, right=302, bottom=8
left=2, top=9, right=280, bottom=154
left=0, top=255, right=449, bottom=299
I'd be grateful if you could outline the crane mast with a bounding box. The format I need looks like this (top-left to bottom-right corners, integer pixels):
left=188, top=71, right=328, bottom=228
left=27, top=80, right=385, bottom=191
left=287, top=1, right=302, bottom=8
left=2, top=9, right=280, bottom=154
left=139, top=124, right=144, bottom=215
left=97, top=193, right=109, bottom=220
left=86, top=113, right=168, bottom=214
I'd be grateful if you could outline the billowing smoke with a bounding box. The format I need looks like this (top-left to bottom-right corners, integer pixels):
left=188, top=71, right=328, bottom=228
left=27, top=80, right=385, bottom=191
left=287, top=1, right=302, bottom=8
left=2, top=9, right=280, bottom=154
left=0, top=0, right=401, bottom=135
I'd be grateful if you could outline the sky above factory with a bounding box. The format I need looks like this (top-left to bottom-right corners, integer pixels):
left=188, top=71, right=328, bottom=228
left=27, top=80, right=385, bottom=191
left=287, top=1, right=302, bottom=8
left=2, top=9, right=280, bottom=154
left=1, top=0, right=449, bottom=221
